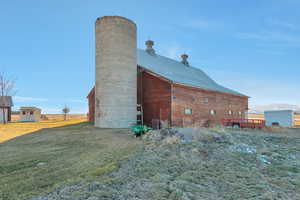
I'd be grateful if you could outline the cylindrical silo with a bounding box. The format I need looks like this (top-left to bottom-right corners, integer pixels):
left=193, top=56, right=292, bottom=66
left=95, top=16, right=137, bottom=128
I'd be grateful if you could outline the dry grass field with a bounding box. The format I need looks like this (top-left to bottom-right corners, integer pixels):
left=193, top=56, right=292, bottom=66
left=11, top=114, right=87, bottom=121
left=0, top=118, right=87, bottom=143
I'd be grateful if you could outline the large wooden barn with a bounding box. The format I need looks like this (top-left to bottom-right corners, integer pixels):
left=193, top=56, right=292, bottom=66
left=88, top=40, right=248, bottom=128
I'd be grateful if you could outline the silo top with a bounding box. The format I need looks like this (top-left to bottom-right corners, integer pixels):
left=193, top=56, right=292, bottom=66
left=95, top=16, right=136, bottom=27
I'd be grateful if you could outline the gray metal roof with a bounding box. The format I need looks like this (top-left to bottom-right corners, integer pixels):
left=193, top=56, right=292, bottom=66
left=137, top=49, right=247, bottom=97
left=20, top=107, right=41, bottom=111
left=0, top=96, right=13, bottom=107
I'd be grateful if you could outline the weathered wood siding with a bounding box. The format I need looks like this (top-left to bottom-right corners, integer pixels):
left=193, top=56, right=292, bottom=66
left=88, top=68, right=248, bottom=127
left=8, top=107, right=11, bottom=122
left=138, top=68, right=171, bottom=127
left=171, top=84, right=248, bottom=127
left=87, top=87, right=95, bottom=122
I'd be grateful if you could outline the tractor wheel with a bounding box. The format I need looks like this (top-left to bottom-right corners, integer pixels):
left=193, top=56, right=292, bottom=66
left=233, top=123, right=240, bottom=129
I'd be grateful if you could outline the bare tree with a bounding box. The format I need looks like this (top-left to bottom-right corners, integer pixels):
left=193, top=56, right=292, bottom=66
left=0, top=72, right=16, bottom=124
left=62, top=105, right=70, bottom=121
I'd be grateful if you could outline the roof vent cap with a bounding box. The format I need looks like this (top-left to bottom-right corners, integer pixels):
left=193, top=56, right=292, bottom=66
left=181, top=54, right=189, bottom=66
left=145, top=40, right=156, bottom=56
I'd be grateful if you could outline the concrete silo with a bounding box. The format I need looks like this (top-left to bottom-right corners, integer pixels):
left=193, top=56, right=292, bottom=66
left=95, top=16, right=137, bottom=128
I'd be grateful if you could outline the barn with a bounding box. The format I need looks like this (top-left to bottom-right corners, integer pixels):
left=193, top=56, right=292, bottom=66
left=88, top=16, right=248, bottom=128
left=0, top=96, right=13, bottom=123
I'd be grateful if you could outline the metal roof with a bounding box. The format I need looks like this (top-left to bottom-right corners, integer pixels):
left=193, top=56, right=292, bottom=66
left=20, top=107, right=41, bottom=111
left=265, top=110, right=294, bottom=113
left=137, top=49, right=247, bottom=97
left=0, top=96, right=13, bottom=107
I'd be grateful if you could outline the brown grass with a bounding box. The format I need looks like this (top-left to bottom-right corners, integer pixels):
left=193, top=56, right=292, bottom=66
left=11, top=114, right=87, bottom=121
left=0, top=118, right=87, bottom=143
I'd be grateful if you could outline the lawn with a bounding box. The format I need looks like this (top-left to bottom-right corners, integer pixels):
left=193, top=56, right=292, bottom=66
left=0, top=121, right=141, bottom=200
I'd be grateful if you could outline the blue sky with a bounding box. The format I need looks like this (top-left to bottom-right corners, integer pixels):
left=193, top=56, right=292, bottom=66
left=1, top=0, right=299, bottom=113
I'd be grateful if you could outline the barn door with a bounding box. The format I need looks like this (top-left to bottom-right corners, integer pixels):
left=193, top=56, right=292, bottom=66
left=159, top=105, right=170, bottom=128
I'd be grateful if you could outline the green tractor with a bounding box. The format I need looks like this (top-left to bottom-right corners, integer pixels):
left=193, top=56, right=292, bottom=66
left=131, top=125, right=152, bottom=137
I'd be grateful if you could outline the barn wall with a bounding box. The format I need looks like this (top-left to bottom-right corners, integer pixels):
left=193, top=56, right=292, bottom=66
left=171, top=84, right=248, bottom=127
left=87, top=87, right=95, bottom=122
left=138, top=70, right=172, bottom=127
left=88, top=70, right=248, bottom=127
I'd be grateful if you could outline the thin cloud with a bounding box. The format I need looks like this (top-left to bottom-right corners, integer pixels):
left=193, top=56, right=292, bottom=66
left=164, top=46, right=184, bottom=60
left=14, top=96, right=48, bottom=103
left=266, top=18, right=298, bottom=31
left=159, top=44, right=190, bottom=60
left=67, top=99, right=86, bottom=104
left=256, top=49, right=285, bottom=55
left=186, top=19, right=220, bottom=29
left=37, top=106, right=87, bottom=114
left=180, top=18, right=223, bottom=31
left=237, top=31, right=300, bottom=43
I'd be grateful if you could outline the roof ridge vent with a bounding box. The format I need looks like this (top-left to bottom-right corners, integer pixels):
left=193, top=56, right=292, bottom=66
left=181, top=54, right=189, bottom=66
left=145, top=40, right=156, bottom=56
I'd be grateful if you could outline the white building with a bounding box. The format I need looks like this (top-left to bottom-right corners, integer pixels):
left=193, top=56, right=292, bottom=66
left=19, top=107, right=42, bottom=122
left=264, top=110, right=294, bottom=127
left=0, top=96, right=13, bottom=123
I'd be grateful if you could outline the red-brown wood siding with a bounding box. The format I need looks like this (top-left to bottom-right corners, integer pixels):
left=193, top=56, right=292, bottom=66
left=171, top=84, right=248, bottom=127
left=87, top=87, right=95, bottom=122
left=138, top=68, right=172, bottom=127
left=8, top=107, right=11, bottom=122
left=87, top=67, right=249, bottom=128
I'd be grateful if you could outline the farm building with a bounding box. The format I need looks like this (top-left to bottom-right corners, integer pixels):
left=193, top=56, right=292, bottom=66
left=264, top=110, right=294, bottom=127
left=19, top=107, right=42, bottom=122
left=88, top=16, right=248, bottom=128
left=0, top=96, right=13, bottom=123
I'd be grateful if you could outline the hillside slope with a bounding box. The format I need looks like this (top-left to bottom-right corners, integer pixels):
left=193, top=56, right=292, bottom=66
left=32, top=128, right=300, bottom=200
left=0, top=122, right=141, bottom=200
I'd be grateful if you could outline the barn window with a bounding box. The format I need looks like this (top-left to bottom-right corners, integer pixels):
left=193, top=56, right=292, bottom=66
left=30, top=111, right=34, bottom=115
left=184, top=108, right=192, bottom=115
left=228, top=110, right=233, bottom=115
left=203, top=98, right=209, bottom=104
left=210, top=109, right=216, bottom=115
left=22, top=111, right=26, bottom=115
left=238, top=111, right=242, bottom=115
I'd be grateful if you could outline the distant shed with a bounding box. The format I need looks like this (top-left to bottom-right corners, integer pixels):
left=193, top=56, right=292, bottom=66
left=264, top=110, right=294, bottom=127
left=0, top=96, right=13, bottom=122
left=19, top=107, right=42, bottom=122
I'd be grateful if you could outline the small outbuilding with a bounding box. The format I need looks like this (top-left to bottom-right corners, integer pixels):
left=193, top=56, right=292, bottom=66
left=19, top=107, right=42, bottom=122
left=264, top=110, right=294, bottom=127
left=0, top=96, right=13, bottom=122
